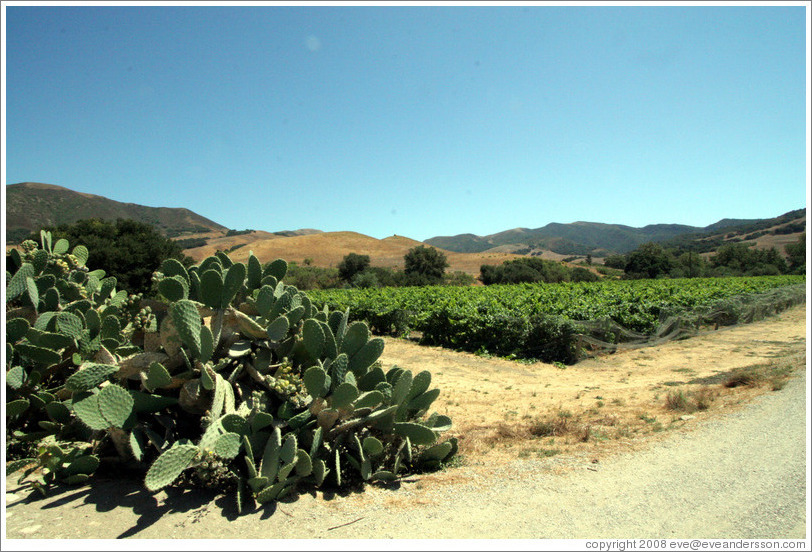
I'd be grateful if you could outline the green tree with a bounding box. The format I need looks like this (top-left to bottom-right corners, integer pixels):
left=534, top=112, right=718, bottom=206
left=404, top=245, right=449, bottom=285
left=785, top=233, right=806, bottom=275
left=28, top=218, right=191, bottom=294
left=337, top=253, right=371, bottom=282
left=624, top=242, right=674, bottom=279
left=603, top=254, right=627, bottom=270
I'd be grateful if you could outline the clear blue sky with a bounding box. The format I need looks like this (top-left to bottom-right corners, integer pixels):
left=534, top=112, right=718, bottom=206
left=3, top=2, right=809, bottom=241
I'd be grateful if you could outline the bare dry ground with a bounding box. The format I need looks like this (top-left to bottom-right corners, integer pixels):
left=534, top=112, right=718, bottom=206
left=3, top=305, right=807, bottom=541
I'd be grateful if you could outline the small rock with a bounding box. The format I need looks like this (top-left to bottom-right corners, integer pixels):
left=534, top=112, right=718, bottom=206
left=20, top=524, right=42, bottom=534
left=679, top=415, right=696, bottom=421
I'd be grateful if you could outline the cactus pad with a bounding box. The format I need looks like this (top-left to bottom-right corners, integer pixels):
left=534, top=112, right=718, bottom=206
left=97, top=384, right=134, bottom=428
left=144, top=444, right=199, bottom=491
left=65, top=363, right=118, bottom=392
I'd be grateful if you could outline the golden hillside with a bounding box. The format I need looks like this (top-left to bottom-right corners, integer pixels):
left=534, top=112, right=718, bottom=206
left=183, top=230, right=523, bottom=278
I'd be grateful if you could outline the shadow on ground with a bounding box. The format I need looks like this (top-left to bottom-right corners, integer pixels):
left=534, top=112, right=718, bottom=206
left=8, top=471, right=397, bottom=538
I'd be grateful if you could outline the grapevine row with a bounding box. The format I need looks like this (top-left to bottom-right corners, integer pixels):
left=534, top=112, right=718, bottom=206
left=309, top=275, right=806, bottom=363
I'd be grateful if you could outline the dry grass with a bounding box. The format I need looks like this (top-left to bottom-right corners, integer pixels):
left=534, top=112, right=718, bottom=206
left=378, top=306, right=806, bottom=468
left=183, top=230, right=527, bottom=279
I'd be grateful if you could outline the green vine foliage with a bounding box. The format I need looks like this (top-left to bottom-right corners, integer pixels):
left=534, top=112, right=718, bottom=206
left=5, top=232, right=456, bottom=509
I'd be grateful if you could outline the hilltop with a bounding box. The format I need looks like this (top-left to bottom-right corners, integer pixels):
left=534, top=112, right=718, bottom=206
left=425, top=209, right=806, bottom=258
left=6, top=182, right=227, bottom=243
left=183, top=229, right=522, bottom=279
left=5, top=182, right=804, bottom=273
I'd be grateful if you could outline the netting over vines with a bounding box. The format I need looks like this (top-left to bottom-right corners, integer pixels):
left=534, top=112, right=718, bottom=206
left=573, top=283, right=807, bottom=360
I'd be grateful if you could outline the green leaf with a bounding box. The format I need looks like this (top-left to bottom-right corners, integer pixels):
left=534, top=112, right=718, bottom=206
left=98, top=384, right=134, bottom=428
left=214, top=432, right=242, bottom=459
left=158, top=276, right=189, bottom=302
left=160, top=258, right=190, bottom=284
left=72, top=392, right=109, bottom=430
left=55, top=312, right=84, bottom=340
left=30, top=249, right=49, bottom=274
left=65, top=363, right=118, bottom=392
left=52, top=238, right=70, bottom=255
left=255, top=285, right=275, bottom=317
left=6, top=318, right=30, bottom=343
left=302, top=319, right=325, bottom=359
left=26, top=276, right=39, bottom=308
left=7, top=263, right=35, bottom=302
left=6, top=399, right=30, bottom=417
left=340, top=321, right=370, bottom=358
left=247, top=254, right=262, bottom=290
left=303, top=366, right=328, bottom=399
left=45, top=401, right=72, bottom=424
left=199, top=269, right=224, bottom=309
left=146, top=361, right=172, bottom=391
left=393, top=422, right=437, bottom=446
left=265, top=259, right=287, bottom=281
left=6, top=366, right=26, bottom=390
left=72, top=245, right=89, bottom=266
left=144, top=444, right=199, bottom=492
left=266, top=315, right=289, bottom=342
left=221, top=263, right=247, bottom=308
left=200, top=325, right=214, bottom=363
left=15, top=343, right=62, bottom=367
left=170, top=300, right=202, bottom=358
left=63, top=454, right=100, bottom=476
left=331, top=382, right=360, bottom=410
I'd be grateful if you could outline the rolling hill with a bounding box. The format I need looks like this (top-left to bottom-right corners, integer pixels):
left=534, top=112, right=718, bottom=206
left=6, top=182, right=804, bottom=275
left=5, top=182, right=228, bottom=243
left=425, top=210, right=806, bottom=257
left=183, top=230, right=523, bottom=279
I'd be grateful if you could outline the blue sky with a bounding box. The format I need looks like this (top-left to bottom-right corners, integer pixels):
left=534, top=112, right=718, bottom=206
left=3, top=2, right=809, bottom=241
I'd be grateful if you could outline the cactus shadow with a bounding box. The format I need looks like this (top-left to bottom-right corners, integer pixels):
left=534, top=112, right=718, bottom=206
left=65, top=475, right=220, bottom=538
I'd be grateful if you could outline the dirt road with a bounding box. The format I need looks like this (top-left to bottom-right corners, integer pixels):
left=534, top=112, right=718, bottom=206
left=3, top=306, right=808, bottom=541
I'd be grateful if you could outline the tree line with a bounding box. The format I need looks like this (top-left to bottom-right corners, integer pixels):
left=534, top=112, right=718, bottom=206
left=603, top=234, right=805, bottom=279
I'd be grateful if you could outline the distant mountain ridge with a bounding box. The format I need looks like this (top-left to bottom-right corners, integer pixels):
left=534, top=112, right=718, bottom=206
left=425, top=211, right=804, bottom=256
left=6, top=182, right=804, bottom=260
left=6, top=182, right=228, bottom=243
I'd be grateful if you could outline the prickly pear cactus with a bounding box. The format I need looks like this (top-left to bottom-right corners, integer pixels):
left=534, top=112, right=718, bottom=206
left=7, top=235, right=457, bottom=511
left=6, top=232, right=158, bottom=490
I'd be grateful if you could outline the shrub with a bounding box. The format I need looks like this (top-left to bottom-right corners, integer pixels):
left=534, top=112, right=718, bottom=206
left=6, top=232, right=456, bottom=509
left=404, top=246, right=448, bottom=285
left=337, top=253, right=371, bottom=282
left=665, top=389, right=691, bottom=412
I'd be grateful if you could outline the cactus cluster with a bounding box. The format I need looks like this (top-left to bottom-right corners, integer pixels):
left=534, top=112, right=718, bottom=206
left=6, top=233, right=457, bottom=511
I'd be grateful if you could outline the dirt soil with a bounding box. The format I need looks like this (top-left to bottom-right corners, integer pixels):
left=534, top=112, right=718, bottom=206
left=3, top=305, right=807, bottom=542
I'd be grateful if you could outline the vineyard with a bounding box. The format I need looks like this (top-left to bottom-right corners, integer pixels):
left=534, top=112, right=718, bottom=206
left=309, top=275, right=807, bottom=364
